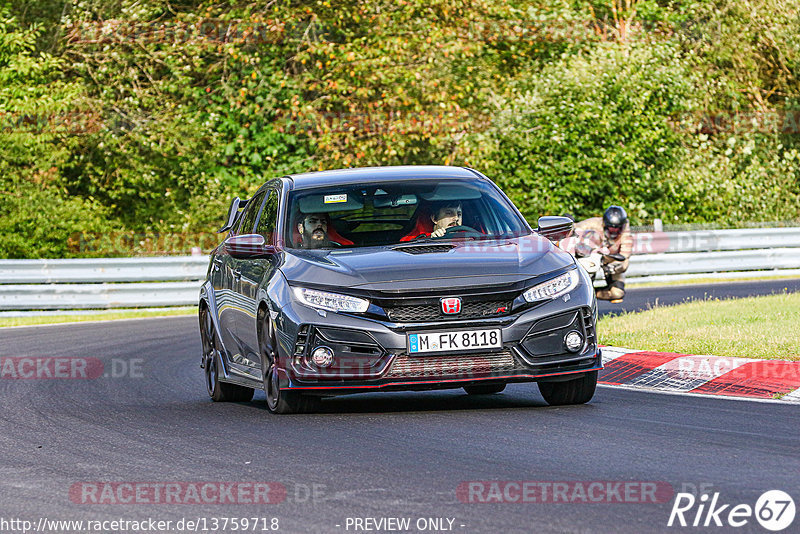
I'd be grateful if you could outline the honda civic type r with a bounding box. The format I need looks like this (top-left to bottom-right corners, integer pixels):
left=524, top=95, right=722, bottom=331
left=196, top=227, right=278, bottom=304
left=199, top=166, right=600, bottom=413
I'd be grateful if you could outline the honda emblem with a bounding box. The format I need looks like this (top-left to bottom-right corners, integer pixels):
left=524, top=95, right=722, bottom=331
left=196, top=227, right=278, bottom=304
left=441, top=297, right=462, bottom=315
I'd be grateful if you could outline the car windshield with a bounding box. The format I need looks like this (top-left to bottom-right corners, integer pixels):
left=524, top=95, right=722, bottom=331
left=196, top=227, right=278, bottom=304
left=284, top=178, right=529, bottom=249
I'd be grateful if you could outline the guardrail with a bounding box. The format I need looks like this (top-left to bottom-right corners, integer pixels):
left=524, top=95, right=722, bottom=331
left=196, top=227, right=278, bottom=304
left=0, top=282, right=202, bottom=310
left=0, top=256, right=209, bottom=284
left=0, top=227, right=799, bottom=310
left=0, top=256, right=208, bottom=310
left=631, top=227, right=800, bottom=254
left=626, top=227, right=800, bottom=284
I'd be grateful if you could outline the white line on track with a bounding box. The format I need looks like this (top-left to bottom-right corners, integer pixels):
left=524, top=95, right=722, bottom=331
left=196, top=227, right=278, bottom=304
left=0, top=314, right=194, bottom=330
left=598, top=383, right=800, bottom=405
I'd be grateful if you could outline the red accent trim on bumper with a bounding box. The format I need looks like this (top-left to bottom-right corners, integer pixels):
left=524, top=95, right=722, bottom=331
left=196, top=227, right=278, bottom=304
left=282, top=365, right=603, bottom=391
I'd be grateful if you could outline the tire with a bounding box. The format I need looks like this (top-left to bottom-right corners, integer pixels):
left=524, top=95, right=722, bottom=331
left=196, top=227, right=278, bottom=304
left=463, top=384, right=506, bottom=395
left=538, top=371, right=597, bottom=406
left=201, top=307, right=254, bottom=403
left=259, top=314, right=320, bottom=414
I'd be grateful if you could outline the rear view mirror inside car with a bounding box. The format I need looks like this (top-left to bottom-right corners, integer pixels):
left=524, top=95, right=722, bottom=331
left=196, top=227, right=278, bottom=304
left=373, top=194, right=418, bottom=208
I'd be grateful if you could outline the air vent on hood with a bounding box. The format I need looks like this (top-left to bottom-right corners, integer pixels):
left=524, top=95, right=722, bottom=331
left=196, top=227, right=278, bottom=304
left=392, top=244, right=456, bottom=255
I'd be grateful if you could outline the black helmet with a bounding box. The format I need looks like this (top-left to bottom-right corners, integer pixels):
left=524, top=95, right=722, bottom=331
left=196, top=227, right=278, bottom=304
left=603, top=205, right=627, bottom=236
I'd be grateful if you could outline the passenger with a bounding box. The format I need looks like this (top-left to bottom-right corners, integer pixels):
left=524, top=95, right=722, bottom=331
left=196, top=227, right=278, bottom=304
left=297, top=213, right=331, bottom=249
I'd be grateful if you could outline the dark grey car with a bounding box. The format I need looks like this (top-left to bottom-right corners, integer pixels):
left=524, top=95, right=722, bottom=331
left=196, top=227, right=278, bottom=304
left=199, top=166, right=600, bottom=413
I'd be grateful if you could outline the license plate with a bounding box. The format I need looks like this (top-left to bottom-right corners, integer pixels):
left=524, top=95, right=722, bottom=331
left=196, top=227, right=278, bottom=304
left=407, top=329, right=502, bottom=354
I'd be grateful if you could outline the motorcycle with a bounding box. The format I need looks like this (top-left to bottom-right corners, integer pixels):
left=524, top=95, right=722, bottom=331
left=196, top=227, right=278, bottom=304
left=562, top=236, right=626, bottom=301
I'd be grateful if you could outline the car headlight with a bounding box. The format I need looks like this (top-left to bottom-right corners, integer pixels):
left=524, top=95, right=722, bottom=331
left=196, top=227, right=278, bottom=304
left=523, top=270, right=579, bottom=303
left=292, top=287, right=370, bottom=313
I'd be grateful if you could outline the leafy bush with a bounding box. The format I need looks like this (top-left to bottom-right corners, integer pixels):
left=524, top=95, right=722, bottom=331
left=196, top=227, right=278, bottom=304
left=462, top=39, right=698, bottom=224
left=1, top=0, right=799, bottom=256
left=0, top=6, right=115, bottom=258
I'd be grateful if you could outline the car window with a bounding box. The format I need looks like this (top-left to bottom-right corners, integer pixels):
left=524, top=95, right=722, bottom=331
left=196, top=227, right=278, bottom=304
left=255, top=190, right=279, bottom=243
left=235, top=191, right=266, bottom=235
left=284, top=178, right=528, bottom=249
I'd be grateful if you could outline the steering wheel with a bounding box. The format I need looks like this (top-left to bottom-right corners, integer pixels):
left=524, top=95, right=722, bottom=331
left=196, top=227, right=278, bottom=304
left=440, top=225, right=483, bottom=238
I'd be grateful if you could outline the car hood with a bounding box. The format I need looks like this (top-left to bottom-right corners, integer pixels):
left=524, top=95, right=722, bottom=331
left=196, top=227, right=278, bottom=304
left=279, top=235, right=574, bottom=292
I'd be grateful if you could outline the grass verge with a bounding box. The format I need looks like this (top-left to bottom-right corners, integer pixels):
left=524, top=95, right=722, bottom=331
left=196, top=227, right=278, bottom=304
left=598, top=292, right=800, bottom=361
left=0, top=307, right=195, bottom=328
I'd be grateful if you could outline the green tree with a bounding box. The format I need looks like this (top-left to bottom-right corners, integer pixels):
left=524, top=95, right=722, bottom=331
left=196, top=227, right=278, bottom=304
left=0, top=5, right=113, bottom=258
left=463, top=39, right=697, bottom=224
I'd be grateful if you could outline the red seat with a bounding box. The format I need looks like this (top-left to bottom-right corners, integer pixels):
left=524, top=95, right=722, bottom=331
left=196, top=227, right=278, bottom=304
left=326, top=224, right=354, bottom=246
left=399, top=206, right=433, bottom=242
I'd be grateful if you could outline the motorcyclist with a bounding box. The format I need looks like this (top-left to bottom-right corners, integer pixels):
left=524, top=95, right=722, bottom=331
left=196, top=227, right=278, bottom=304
left=569, top=206, right=633, bottom=302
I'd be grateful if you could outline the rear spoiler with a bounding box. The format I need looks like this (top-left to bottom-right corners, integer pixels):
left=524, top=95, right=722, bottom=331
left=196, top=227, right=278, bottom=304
left=217, top=197, right=250, bottom=233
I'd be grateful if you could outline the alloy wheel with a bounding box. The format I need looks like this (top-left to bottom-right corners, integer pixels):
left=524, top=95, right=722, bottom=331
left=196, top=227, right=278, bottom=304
left=201, top=308, right=218, bottom=397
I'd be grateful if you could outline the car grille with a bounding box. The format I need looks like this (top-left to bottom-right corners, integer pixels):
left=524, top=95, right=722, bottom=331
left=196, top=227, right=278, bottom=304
left=386, top=350, right=518, bottom=378
left=385, top=300, right=512, bottom=322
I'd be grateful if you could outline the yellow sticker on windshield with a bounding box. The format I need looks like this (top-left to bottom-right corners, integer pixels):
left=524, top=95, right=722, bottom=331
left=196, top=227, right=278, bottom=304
left=324, top=194, right=347, bottom=204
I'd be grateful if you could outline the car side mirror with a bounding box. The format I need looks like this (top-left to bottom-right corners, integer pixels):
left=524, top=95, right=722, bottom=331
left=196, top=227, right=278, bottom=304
left=537, top=216, right=574, bottom=242
left=225, top=234, right=276, bottom=259
left=217, top=196, right=246, bottom=233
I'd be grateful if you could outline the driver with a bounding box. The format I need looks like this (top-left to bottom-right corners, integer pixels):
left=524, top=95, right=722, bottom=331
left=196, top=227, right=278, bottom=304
left=297, top=212, right=331, bottom=249
left=430, top=201, right=463, bottom=238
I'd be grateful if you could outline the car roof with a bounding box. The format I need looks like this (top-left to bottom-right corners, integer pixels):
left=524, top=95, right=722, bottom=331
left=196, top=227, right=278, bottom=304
left=284, top=165, right=482, bottom=190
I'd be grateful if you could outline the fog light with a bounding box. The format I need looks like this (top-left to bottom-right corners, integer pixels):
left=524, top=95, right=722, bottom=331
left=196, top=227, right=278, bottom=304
left=564, top=331, right=584, bottom=352
left=311, top=346, right=334, bottom=367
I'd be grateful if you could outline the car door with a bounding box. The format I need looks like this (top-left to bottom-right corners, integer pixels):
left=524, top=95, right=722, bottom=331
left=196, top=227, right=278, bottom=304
left=223, top=190, right=266, bottom=375
left=214, top=237, right=242, bottom=363
left=237, top=187, right=281, bottom=365
left=211, top=197, right=246, bottom=348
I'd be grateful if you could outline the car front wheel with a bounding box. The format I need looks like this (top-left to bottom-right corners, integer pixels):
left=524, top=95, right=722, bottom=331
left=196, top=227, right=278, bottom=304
left=260, top=316, right=319, bottom=414
left=538, top=371, right=597, bottom=406
left=201, top=307, right=254, bottom=402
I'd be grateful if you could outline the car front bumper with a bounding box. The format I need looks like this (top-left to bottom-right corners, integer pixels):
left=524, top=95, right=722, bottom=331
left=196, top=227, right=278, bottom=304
left=275, top=292, right=601, bottom=394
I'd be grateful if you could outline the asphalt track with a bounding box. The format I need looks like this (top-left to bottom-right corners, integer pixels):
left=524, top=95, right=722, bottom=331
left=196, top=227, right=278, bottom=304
left=1, top=281, right=798, bottom=534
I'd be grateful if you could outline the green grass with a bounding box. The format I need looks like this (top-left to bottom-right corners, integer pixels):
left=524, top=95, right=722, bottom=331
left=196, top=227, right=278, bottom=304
left=598, top=292, right=800, bottom=361
left=0, top=307, right=196, bottom=328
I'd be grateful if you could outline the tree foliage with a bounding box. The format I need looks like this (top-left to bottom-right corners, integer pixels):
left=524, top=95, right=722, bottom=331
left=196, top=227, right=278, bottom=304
left=1, top=0, right=799, bottom=257
left=0, top=4, right=114, bottom=258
